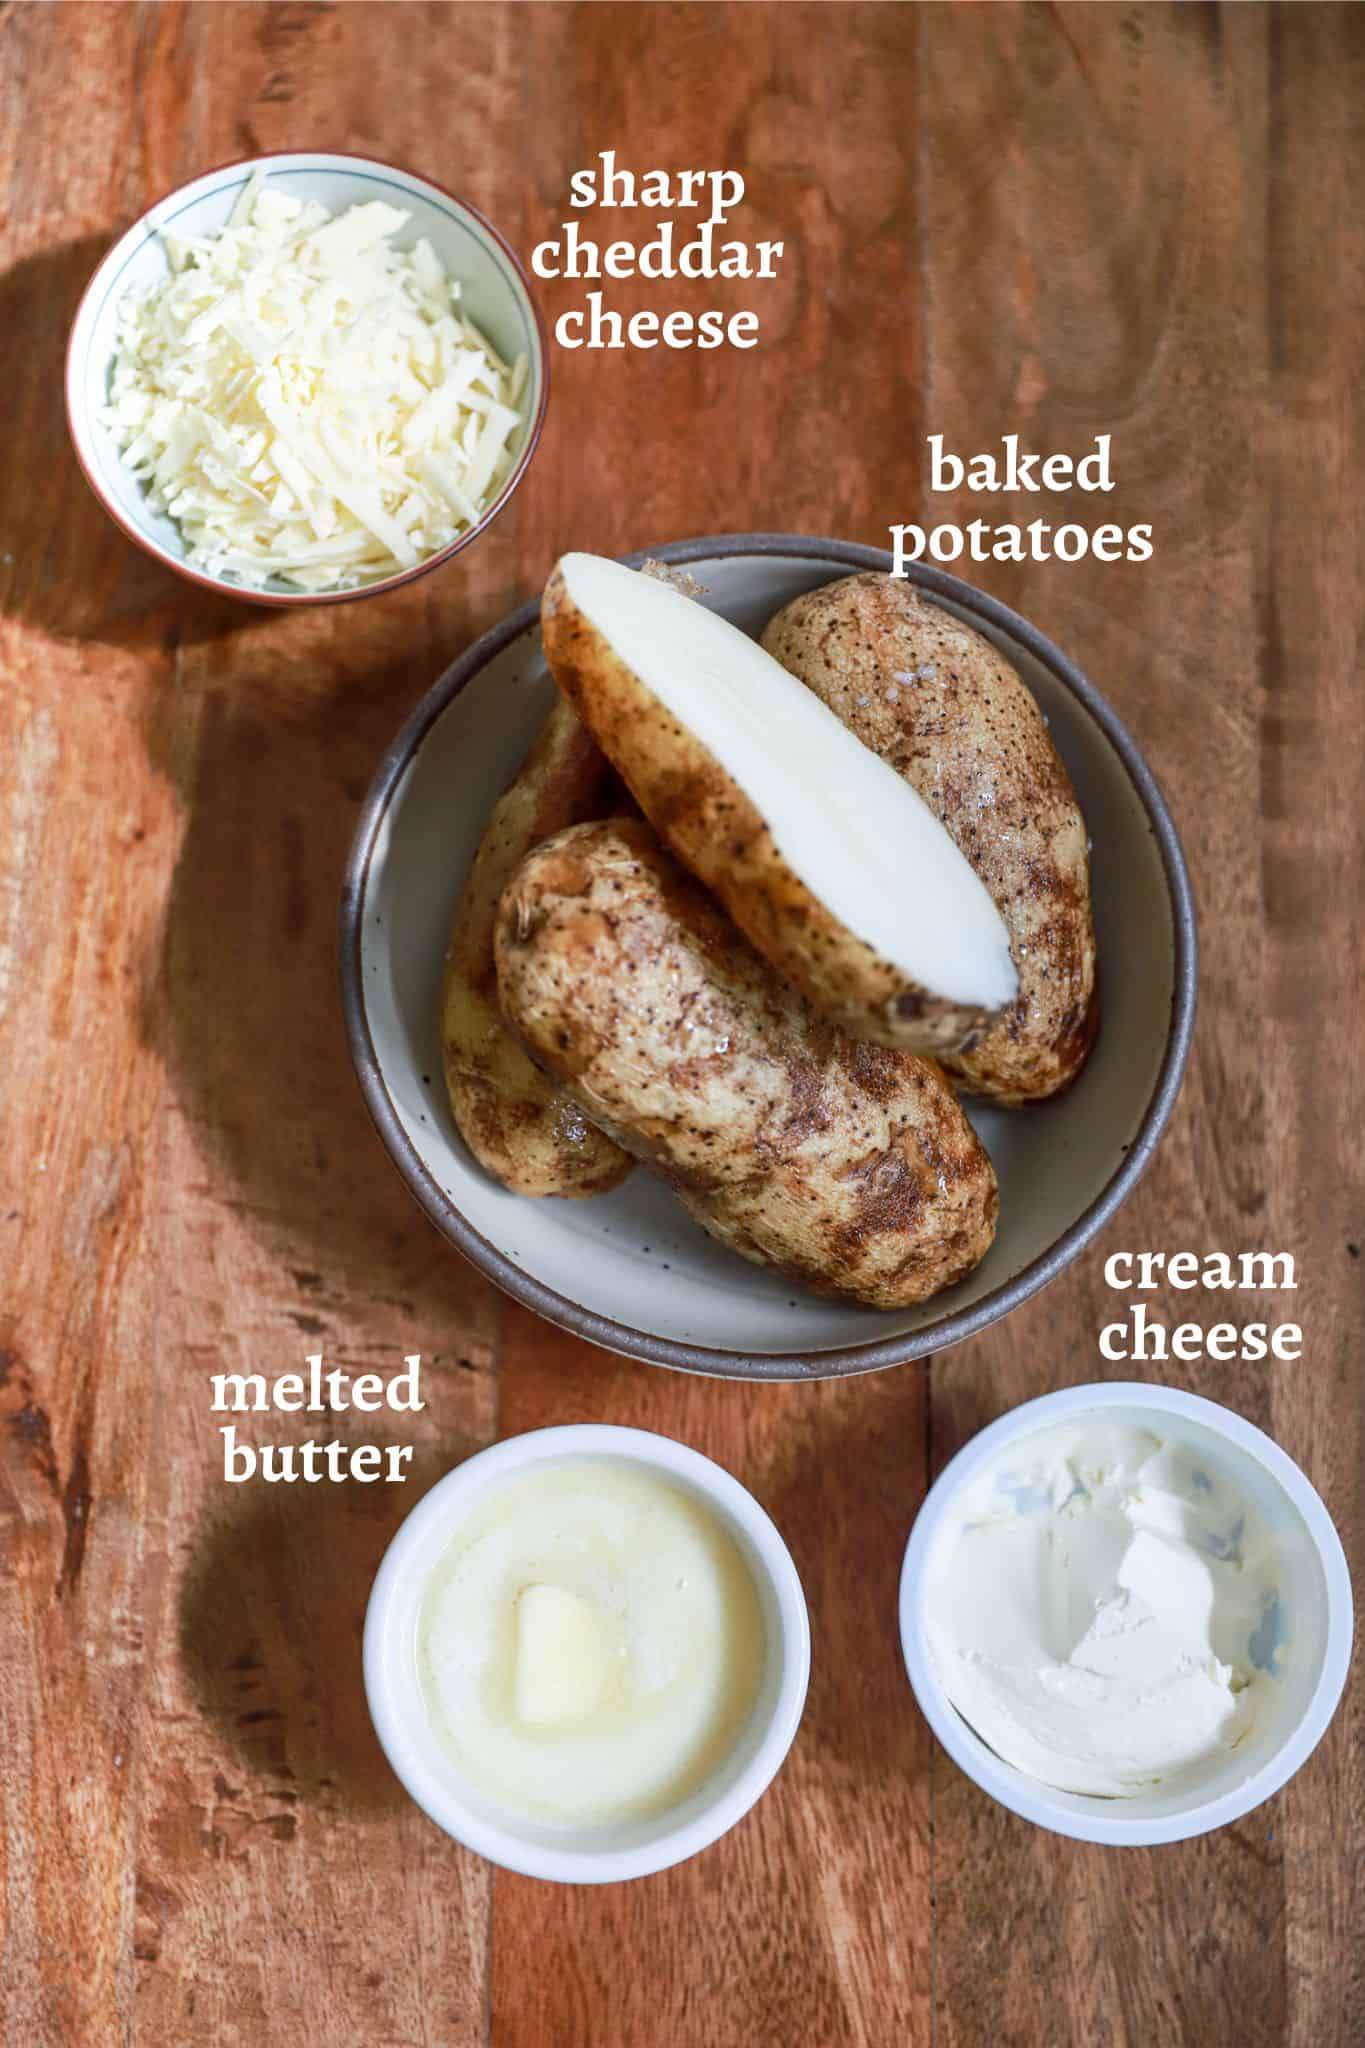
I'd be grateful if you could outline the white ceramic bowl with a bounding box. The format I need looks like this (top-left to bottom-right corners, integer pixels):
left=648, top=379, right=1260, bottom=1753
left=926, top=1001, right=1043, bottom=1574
left=899, top=1383, right=1353, bottom=1845
left=66, top=151, right=548, bottom=605
left=363, top=1424, right=810, bottom=1882
left=341, top=538, right=1197, bottom=1377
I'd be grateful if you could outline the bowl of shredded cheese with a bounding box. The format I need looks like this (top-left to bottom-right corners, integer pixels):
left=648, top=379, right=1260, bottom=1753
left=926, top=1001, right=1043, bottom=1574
left=66, top=152, right=548, bottom=602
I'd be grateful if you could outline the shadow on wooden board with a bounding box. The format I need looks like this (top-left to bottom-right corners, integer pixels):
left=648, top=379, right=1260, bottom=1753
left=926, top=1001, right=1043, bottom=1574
left=0, top=235, right=253, bottom=646
left=136, top=634, right=499, bottom=1333
left=178, top=1437, right=459, bottom=1820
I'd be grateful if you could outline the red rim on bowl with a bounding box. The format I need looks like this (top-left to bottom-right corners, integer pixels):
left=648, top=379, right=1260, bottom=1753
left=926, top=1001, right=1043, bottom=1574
left=339, top=536, right=1199, bottom=1379
left=64, top=151, right=550, bottom=607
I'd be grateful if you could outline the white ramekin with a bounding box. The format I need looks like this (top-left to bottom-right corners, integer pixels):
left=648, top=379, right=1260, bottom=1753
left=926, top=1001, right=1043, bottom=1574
left=899, top=1382, right=1353, bottom=1845
left=364, top=1424, right=810, bottom=1882
left=66, top=151, right=548, bottom=606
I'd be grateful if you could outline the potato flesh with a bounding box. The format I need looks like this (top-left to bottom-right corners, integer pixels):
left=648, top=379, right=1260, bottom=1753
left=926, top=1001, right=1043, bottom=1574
left=495, top=818, right=999, bottom=1310
left=544, top=553, right=1017, bottom=1051
left=440, top=698, right=632, bottom=1196
left=762, top=574, right=1098, bottom=1102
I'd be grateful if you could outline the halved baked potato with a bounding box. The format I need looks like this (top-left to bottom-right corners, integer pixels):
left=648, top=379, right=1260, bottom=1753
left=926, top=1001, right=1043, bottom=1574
left=540, top=553, right=1017, bottom=1057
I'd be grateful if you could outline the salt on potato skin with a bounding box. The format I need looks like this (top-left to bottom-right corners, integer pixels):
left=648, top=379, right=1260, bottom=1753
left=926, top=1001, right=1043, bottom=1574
left=495, top=817, right=999, bottom=1310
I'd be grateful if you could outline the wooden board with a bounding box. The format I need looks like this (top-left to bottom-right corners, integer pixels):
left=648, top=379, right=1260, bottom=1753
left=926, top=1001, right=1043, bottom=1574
left=1, top=4, right=1360, bottom=2043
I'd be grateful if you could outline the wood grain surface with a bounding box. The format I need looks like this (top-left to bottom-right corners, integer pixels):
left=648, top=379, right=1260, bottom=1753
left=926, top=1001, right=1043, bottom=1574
left=1, top=5, right=1361, bottom=2044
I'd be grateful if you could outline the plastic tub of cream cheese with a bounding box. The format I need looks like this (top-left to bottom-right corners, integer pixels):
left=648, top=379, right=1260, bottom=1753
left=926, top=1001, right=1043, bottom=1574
left=898, top=1383, right=1352, bottom=1844
left=364, top=1424, right=809, bottom=1881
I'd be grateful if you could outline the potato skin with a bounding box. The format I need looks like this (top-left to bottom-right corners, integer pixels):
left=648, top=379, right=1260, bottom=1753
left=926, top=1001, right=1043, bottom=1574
left=762, top=575, right=1098, bottom=1103
left=440, top=698, right=631, bottom=1197
left=540, top=565, right=1001, bottom=1057
left=495, top=818, right=999, bottom=1309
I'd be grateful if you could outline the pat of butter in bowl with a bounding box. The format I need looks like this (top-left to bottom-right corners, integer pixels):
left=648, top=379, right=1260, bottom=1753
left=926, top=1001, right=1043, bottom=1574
left=418, top=1460, right=764, bottom=1828
left=924, top=1421, right=1284, bottom=1798
left=513, top=1583, right=618, bottom=1724
left=100, top=170, right=526, bottom=592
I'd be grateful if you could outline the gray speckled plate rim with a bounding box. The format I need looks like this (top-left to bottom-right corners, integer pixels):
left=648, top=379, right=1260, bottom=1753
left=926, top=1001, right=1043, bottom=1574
left=338, top=535, right=1199, bottom=1382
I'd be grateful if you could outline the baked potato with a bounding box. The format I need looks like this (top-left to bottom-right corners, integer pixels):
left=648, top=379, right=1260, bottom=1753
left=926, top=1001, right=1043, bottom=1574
left=762, top=574, right=1098, bottom=1102
left=440, top=697, right=632, bottom=1196
left=495, top=817, right=999, bottom=1308
left=540, top=552, right=1017, bottom=1057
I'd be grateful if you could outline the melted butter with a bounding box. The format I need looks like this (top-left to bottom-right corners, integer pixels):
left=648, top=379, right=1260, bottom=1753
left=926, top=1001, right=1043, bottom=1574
left=418, top=1459, right=765, bottom=1828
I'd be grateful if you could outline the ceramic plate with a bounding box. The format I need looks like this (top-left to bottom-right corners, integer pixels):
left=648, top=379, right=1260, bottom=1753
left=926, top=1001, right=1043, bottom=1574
left=340, top=538, right=1197, bottom=1378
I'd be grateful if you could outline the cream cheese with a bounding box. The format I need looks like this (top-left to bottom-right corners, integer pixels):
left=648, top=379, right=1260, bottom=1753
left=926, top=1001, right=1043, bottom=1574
left=925, top=1421, right=1282, bottom=1797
